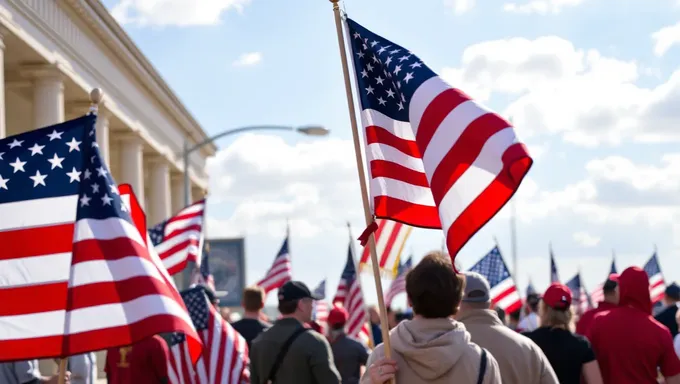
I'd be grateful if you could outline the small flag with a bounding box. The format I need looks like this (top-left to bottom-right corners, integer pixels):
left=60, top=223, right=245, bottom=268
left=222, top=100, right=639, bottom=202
left=384, top=256, right=413, bottom=306
left=565, top=273, right=592, bottom=316
left=257, top=235, right=292, bottom=294
left=468, top=247, right=522, bottom=313
left=312, top=280, right=329, bottom=333
left=644, top=252, right=665, bottom=304
left=333, top=242, right=371, bottom=346
left=591, top=258, right=617, bottom=303
left=550, top=249, right=560, bottom=283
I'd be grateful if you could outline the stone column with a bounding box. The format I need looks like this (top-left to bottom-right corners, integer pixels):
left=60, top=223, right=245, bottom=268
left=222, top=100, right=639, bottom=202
left=172, top=176, right=189, bottom=212
left=0, top=28, right=6, bottom=139
left=148, top=159, right=171, bottom=225
left=118, top=135, right=145, bottom=208
left=22, top=65, right=64, bottom=128
left=96, top=107, right=110, bottom=167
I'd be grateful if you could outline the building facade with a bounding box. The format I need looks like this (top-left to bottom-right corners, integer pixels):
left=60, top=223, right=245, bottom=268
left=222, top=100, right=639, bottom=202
left=0, top=0, right=215, bottom=379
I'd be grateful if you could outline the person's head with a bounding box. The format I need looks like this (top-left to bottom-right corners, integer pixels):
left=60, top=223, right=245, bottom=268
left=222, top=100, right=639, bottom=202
left=663, top=283, right=680, bottom=307
left=508, top=309, right=521, bottom=324
left=619, top=266, right=653, bottom=314
left=386, top=306, right=397, bottom=328
left=277, top=281, right=323, bottom=323
left=602, top=273, right=620, bottom=305
left=220, top=307, right=232, bottom=322
left=525, top=293, right=540, bottom=314
left=457, top=272, right=492, bottom=316
left=539, top=283, right=573, bottom=329
left=242, top=285, right=266, bottom=313
left=368, top=306, right=380, bottom=324
left=406, top=251, right=466, bottom=318
left=327, top=305, right=349, bottom=334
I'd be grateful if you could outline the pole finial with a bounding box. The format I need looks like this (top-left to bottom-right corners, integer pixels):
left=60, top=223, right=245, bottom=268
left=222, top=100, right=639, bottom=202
left=89, top=88, right=103, bottom=115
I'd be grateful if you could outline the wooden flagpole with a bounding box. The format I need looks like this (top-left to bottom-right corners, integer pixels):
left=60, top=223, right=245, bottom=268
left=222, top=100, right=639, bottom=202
left=328, top=0, right=394, bottom=371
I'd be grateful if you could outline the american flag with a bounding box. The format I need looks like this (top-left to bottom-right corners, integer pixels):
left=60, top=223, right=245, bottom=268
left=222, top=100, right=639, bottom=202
left=312, top=280, right=329, bottom=333
left=0, top=115, right=201, bottom=362
left=384, top=256, right=413, bottom=307
left=257, top=235, right=292, bottom=294
left=191, top=243, right=215, bottom=291
left=168, top=287, right=249, bottom=384
left=468, top=247, right=522, bottom=313
left=345, top=18, right=533, bottom=266
left=149, top=199, right=206, bottom=275
left=333, top=242, right=371, bottom=346
left=565, top=273, right=592, bottom=316
left=359, top=219, right=412, bottom=277
left=590, top=258, right=617, bottom=304
left=644, top=252, right=665, bottom=304
left=550, top=249, right=560, bottom=283
left=526, top=280, right=537, bottom=297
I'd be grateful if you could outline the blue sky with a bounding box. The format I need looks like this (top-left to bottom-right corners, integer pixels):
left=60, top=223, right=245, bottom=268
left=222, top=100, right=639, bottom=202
left=104, top=0, right=680, bottom=308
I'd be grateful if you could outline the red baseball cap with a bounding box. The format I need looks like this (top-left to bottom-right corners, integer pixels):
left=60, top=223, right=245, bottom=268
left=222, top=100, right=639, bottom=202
left=543, top=283, right=572, bottom=310
left=328, top=306, right=349, bottom=325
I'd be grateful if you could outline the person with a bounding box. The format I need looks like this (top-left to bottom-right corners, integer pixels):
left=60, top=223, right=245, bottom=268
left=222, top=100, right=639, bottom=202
left=250, top=280, right=341, bottom=384
left=232, top=285, right=271, bottom=347
left=507, top=310, right=521, bottom=331
left=0, top=360, right=70, bottom=384
left=576, top=274, right=619, bottom=337
left=588, top=267, right=680, bottom=384
left=518, top=293, right=540, bottom=332
left=456, top=272, right=558, bottom=384
left=523, top=283, right=602, bottom=384
left=494, top=306, right=506, bottom=326
left=327, top=306, right=369, bottom=384
left=656, top=283, right=680, bottom=338
left=104, top=335, right=171, bottom=384
left=67, top=353, right=97, bottom=384
left=367, top=306, right=382, bottom=345
left=361, top=251, right=501, bottom=384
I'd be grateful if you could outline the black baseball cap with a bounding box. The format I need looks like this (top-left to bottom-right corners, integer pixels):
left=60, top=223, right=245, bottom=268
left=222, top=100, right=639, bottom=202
left=666, top=283, right=680, bottom=300
left=278, top=281, right=323, bottom=302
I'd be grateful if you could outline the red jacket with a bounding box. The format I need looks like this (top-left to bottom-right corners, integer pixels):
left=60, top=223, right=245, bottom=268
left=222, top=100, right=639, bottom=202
left=576, top=301, right=617, bottom=336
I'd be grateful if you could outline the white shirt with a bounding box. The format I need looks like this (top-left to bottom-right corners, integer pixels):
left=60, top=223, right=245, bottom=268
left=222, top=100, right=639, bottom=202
left=674, top=333, right=680, bottom=358
left=518, top=312, right=539, bottom=332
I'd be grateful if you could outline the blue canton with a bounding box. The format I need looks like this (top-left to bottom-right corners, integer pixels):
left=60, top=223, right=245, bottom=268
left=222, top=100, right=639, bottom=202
left=397, top=256, right=413, bottom=276
left=313, top=280, right=326, bottom=299
left=0, top=115, right=130, bottom=224
left=276, top=238, right=289, bottom=259
left=341, top=245, right=358, bottom=286
left=468, top=247, right=511, bottom=288
left=170, top=287, right=211, bottom=346
left=346, top=18, right=437, bottom=122
left=199, top=244, right=211, bottom=279
left=644, top=253, right=661, bottom=278
left=565, top=274, right=582, bottom=296
left=149, top=220, right=168, bottom=246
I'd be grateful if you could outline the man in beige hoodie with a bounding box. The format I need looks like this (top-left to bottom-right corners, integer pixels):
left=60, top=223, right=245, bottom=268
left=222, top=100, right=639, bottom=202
left=361, top=252, right=501, bottom=384
left=456, top=272, right=559, bottom=384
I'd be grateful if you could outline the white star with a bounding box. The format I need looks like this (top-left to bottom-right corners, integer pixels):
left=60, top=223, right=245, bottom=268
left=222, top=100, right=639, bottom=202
left=353, top=32, right=360, bottom=39
left=366, top=63, right=374, bottom=72
left=396, top=81, right=401, bottom=89
left=0, top=174, right=8, bottom=190
left=8, top=139, right=23, bottom=149
left=91, top=183, right=100, bottom=194
left=357, top=51, right=365, bottom=59
left=120, top=201, right=128, bottom=212
left=394, top=65, right=402, bottom=75
left=385, top=57, right=393, bottom=66
left=364, top=37, right=368, bottom=44
left=377, top=97, right=387, bottom=106
left=80, top=194, right=91, bottom=207
left=383, top=45, right=392, bottom=50
left=404, top=72, right=414, bottom=83
left=29, top=170, right=47, bottom=187
left=399, top=55, right=410, bottom=62
left=96, top=166, right=108, bottom=178
left=375, top=76, right=384, bottom=85
left=101, top=194, right=113, bottom=206
left=83, top=169, right=92, bottom=180
left=0, top=152, right=4, bottom=160
left=377, top=47, right=387, bottom=54
left=397, top=101, right=405, bottom=111
left=89, top=129, right=95, bottom=136
left=410, top=62, right=422, bottom=69
left=90, top=155, right=96, bottom=163
left=66, top=167, right=82, bottom=183
left=361, top=69, right=368, bottom=78
left=372, top=55, right=380, bottom=63
left=47, top=153, right=65, bottom=169
left=109, top=184, right=119, bottom=195
left=28, top=143, right=45, bottom=156
left=366, top=86, right=375, bottom=95
left=91, top=141, right=99, bottom=148
left=66, top=137, right=81, bottom=152
left=9, top=158, right=26, bottom=173
left=362, top=43, right=367, bottom=50
left=370, top=40, right=378, bottom=47
left=386, top=89, right=395, bottom=98
left=47, top=130, right=63, bottom=141
left=390, top=49, right=401, bottom=54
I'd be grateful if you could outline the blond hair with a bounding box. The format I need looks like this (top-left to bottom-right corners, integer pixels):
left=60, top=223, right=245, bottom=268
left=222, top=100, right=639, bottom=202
left=539, top=301, right=575, bottom=331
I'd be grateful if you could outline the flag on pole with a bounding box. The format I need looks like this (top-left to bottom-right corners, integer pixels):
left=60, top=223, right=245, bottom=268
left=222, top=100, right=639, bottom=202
left=565, top=273, right=592, bottom=316
left=0, top=115, right=201, bottom=362
left=384, top=256, right=413, bottom=307
left=526, top=280, right=537, bottom=297
left=550, top=248, right=560, bottom=283
left=644, top=252, right=665, bottom=304
left=344, top=18, right=533, bottom=267
left=167, top=287, right=249, bottom=384
left=312, top=280, right=329, bottom=333
left=333, top=242, right=371, bottom=346
left=358, top=219, right=412, bottom=277
left=590, top=258, right=617, bottom=304
left=468, top=247, right=522, bottom=313
left=149, top=199, right=206, bottom=275
left=191, top=243, right=215, bottom=291
left=257, top=235, right=292, bottom=294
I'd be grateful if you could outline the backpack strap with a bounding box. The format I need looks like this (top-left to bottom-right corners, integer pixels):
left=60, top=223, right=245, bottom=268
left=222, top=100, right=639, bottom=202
left=266, top=327, right=310, bottom=384
left=477, top=348, right=488, bottom=384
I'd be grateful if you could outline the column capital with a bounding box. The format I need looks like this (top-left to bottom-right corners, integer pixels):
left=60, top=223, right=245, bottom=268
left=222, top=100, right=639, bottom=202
left=65, top=100, right=109, bottom=117
left=147, top=154, right=171, bottom=166
left=19, top=64, right=65, bottom=81
left=116, top=132, right=144, bottom=145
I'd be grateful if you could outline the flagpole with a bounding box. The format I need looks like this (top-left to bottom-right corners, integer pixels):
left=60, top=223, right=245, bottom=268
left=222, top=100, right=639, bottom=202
left=329, top=0, right=394, bottom=369
left=510, top=198, right=518, bottom=287
left=347, top=222, right=376, bottom=349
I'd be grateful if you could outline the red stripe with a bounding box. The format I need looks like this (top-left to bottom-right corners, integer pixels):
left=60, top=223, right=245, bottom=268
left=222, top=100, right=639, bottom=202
left=163, top=224, right=202, bottom=243
left=0, top=223, right=74, bottom=259
left=415, top=88, right=471, bottom=150
left=504, top=299, right=522, bottom=314
left=373, top=196, right=441, bottom=228
left=370, top=160, right=429, bottom=188
left=379, top=222, right=403, bottom=267
left=213, top=312, right=228, bottom=384
left=0, top=282, right=68, bottom=316
left=365, top=125, right=422, bottom=158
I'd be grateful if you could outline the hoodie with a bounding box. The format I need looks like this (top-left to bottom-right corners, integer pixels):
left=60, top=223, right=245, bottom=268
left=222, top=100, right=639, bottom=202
left=360, top=317, right=501, bottom=384
left=588, top=267, right=680, bottom=383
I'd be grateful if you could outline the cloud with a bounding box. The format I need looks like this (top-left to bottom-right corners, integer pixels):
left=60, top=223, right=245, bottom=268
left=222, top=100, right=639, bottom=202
left=443, top=0, right=476, bottom=14
left=232, top=52, right=263, bottom=67
left=110, top=0, right=251, bottom=27
left=652, top=22, right=680, bottom=57
left=503, top=0, right=588, bottom=14
left=572, top=232, right=601, bottom=247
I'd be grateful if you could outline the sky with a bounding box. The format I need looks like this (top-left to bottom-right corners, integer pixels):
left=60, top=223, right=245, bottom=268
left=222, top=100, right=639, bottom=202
left=102, top=0, right=680, bottom=309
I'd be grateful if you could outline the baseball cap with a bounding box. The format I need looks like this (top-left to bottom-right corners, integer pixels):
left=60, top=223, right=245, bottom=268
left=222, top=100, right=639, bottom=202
left=666, top=283, right=680, bottom=300
left=462, top=272, right=491, bottom=303
left=543, top=283, right=572, bottom=310
left=277, top=281, right=323, bottom=302
left=602, top=273, right=619, bottom=293
left=327, top=306, right=349, bottom=326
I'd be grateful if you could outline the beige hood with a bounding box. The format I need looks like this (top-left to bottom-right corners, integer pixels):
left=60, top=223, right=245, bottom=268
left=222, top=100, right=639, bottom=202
left=389, top=317, right=474, bottom=381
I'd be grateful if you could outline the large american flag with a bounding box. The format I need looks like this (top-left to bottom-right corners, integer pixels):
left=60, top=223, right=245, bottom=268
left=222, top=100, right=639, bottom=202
left=468, top=247, right=522, bottom=313
left=312, top=280, right=329, bottom=334
left=168, top=287, right=249, bottom=384
left=257, top=235, right=292, bottom=294
left=345, top=18, right=533, bottom=266
left=150, top=199, right=206, bottom=275
left=384, top=256, right=413, bottom=307
left=333, top=242, right=371, bottom=346
left=0, top=115, right=201, bottom=362
left=565, top=273, right=592, bottom=316
left=590, top=258, right=617, bottom=304
left=550, top=249, right=560, bottom=283
left=644, top=252, right=665, bottom=304
left=359, top=219, right=412, bottom=277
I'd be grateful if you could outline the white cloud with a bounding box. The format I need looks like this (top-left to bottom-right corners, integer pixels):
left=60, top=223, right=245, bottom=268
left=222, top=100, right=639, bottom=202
left=503, top=0, right=588, bottom=14
left=232, top=52, right=263, bottom=67
left=652, top=22, right=680, bottom=57
left=110, top=0, right=251, bottom=27
left=572, top=231, right=601, bottom=247
left=443, top=0, right=476, bottom=14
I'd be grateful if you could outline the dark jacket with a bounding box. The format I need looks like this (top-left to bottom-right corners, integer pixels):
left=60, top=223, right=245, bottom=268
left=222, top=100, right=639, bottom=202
left=250, top=318, right=341, bottom=384
left=655, top=304, right=679, bottom=337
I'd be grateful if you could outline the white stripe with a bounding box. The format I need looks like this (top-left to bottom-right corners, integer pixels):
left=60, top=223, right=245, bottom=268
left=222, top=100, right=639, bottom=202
left=165, top=216, right=203, bottom=237
left=370, top=177, right=436, bottom=207
left=0, top=252, right=71, bottom=287
left=374, top=220, right=397, bottom=258
left=74, top=217, right=145, bottom=246
left=209, top=314, right=221, bottom=383
left=408, top=76, right=453, bottom=134
left=361, top=109, right=416, bottom=141
left=0, top=195, right=78, bottom=231
left=155, top=230, right=202, bottom=255
left=495, top=290, right=521, bottom=310
left=365, top=142, right=425, bottom=173
left=169, top=347, right=182, bottom=384
left=383, top=226, right=411, bottom=273
left=489, top=278, right=515, bottom=299
left=69, top=256, right=166, bottom=287
left=176, top=202, right=204, bottom=217
left=195, top=358, right=208, bottom=384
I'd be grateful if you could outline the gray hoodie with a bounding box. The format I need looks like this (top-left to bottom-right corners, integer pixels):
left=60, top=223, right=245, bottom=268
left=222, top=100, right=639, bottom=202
left=360, top=317, right=501, bottom=383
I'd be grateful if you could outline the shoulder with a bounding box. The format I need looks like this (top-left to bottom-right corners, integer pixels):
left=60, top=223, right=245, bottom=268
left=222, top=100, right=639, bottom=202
left=300, top=328, right=330, bottom=346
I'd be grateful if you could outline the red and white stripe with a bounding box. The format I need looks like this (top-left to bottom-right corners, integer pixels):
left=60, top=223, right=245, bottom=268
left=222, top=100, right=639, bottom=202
left=357, top=71, right=532, bottom=263
left=154, top=201, right=205, bottom=275
left=490, top=278, right=523, bottom=314
left=384, top=274, right=407, bottom=307
left=650, top=273, right=666, bottom=304
left=333, top=281, right=371, bottom=346
left=577, top=287, right=591, bottom=316
left=314, top=301, right=330, bottom=334
left=359, top=219, right=412, bottom=277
